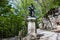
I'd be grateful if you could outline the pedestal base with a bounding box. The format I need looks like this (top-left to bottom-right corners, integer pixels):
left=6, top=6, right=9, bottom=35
left=27, top=17, right=36, bottom=40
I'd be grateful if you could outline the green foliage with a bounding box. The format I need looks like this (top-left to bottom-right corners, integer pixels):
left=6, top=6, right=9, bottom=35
left=35, top=0, right=60, bottom=22
left=0, top=14, right=24, bottom=38
left=0, top=0, right=12, bottom=16
left=0, top=0, right=60, bottom=38
left=0, top=0, right=24, bottom=38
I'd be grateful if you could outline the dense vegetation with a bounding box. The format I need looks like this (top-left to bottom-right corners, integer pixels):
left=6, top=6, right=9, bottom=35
left=0, top=0, right=60, bottom=38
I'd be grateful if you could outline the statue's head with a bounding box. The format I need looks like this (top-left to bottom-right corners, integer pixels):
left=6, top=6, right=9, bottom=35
left=31, top=3, right=34, bottom=7
left=29, top=3, right=34, bottom=10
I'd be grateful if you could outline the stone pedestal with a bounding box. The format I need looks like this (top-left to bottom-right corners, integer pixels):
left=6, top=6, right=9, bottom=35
left=27, top=17, right=36, bottom=40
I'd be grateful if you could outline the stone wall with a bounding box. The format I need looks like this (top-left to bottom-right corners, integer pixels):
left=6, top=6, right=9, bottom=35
left=39, top=7, right=60, bottom=30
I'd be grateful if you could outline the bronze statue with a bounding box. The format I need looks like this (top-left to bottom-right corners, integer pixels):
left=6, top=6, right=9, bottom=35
left=28, top=4, right=35, bottom=17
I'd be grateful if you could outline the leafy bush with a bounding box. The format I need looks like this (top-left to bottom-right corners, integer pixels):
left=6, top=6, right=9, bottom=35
left=0, top=15, right=24, bottom=38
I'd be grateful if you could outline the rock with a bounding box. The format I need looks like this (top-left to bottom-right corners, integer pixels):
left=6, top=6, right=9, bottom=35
left=23, top=37, right=27, bottom=40
left=39, top=23, right=43, bottom=29
left=37, top=29, right=60, bottom=40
